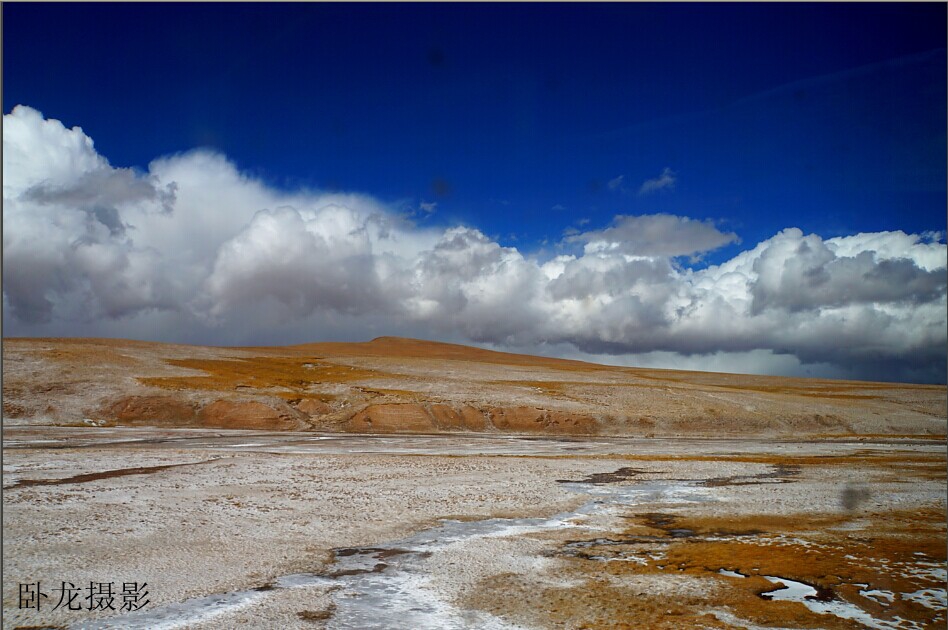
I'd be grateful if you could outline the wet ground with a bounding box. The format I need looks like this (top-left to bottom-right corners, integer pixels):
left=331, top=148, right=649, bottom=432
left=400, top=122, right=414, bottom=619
left=3, top=426, right=945, bottom=629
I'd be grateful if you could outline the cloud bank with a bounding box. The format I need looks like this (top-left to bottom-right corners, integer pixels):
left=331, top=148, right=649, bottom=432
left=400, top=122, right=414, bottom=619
left=4, top=106, right=946, bottom=383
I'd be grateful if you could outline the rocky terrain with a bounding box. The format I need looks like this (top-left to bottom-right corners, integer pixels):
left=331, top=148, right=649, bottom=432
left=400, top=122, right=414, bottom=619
left=2, top=336, right=945, bottom=437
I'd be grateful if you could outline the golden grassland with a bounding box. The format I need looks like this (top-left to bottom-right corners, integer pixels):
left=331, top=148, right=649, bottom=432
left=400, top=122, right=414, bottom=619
left=137, top=355, right=387, bottom=401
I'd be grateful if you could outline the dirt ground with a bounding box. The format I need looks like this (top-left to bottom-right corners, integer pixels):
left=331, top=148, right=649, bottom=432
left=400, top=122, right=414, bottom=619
left=2, top=429, right=944, bottom=629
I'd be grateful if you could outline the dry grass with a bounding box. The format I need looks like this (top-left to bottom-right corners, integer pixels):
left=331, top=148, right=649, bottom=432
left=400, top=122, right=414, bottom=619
left=138, top=356, right=387, bottom=393
left=470, top=506, right=945, bottom=629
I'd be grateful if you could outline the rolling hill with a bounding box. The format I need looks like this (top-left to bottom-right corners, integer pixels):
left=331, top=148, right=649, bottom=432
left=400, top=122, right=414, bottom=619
left=3, top=336, right=945, bottom=437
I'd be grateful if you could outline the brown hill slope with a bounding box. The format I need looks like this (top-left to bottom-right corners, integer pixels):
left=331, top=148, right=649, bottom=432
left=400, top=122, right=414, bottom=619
left=2, top=336, right=945, bottom=437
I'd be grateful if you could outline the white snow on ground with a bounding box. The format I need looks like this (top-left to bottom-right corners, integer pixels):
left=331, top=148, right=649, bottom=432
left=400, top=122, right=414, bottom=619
left=903, top=588, right=947, bottom=611
left=762, top=576, right=926, bottom=630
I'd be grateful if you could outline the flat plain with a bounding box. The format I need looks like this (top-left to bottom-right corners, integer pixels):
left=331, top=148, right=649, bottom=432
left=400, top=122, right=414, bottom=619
left=2, top=337, right=945, bottom=629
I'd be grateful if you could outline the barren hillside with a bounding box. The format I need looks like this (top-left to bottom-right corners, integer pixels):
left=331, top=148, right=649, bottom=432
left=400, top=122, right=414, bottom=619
left=2, top=336, right=945, bottom=437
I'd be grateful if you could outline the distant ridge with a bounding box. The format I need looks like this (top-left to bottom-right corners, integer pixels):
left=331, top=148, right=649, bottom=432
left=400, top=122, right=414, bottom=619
left=280, top=336, right=611, bottom=371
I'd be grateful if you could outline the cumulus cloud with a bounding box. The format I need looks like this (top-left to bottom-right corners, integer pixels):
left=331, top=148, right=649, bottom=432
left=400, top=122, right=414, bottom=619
left=749, top=230, right=946, bottom=314
left=204, top=207, right=389, bottom=319
left=607, top=175, right=625, bottom=191
left=639, top=167, right=676, bottom=194
left=4, top=105, right=946, bottom=383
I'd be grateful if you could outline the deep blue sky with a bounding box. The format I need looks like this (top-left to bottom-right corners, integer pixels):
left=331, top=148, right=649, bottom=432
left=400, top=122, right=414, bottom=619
left=4, top=2, right=946, bottom=263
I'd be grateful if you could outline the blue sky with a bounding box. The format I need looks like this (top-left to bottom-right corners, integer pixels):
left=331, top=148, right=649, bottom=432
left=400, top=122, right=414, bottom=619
left=3, top=3, right=947, bottom=382
left=5, top=3, right=945, bottom=257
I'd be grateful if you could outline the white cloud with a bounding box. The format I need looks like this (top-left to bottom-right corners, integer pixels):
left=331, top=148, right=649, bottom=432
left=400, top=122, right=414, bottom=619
left=571, top=214, right=739, bottom=257
left=639, top=167, right=676, bottom=194
left=607, top=174, right=624, bottom=191
left=4, top=105, right=946, bottom=383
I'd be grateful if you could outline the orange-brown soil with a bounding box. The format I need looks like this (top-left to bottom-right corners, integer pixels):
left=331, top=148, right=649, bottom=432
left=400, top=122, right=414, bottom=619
left=108, top=395, right=198, bottom=425
left=198, top=399, right=309, bottom=431
left=3, top=336, right=945, bottom=437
